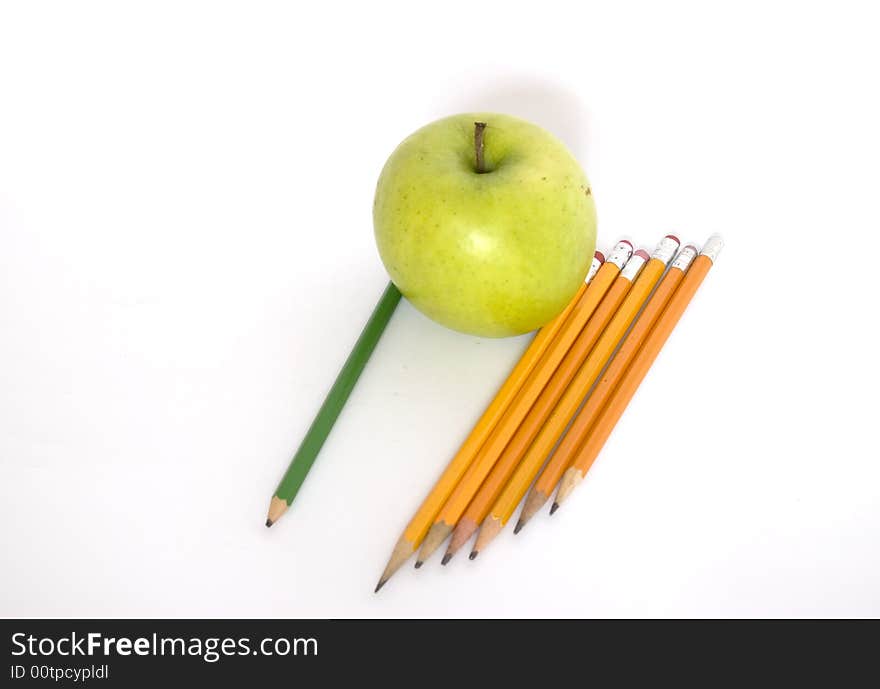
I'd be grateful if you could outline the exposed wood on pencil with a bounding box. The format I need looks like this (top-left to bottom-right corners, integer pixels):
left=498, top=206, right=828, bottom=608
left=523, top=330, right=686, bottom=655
left=551, top=467, right=584, bottom=512
left=374, top=535, right=416, bottom=593
left=515, top=488, right=550, bottom=531
left=443, top=516, right=479, bottom=564
left=472, top=515, right=504, bottom=558
left=265, top=496, right=288, bottom=528
left=415, top=522, right=453, bottom=567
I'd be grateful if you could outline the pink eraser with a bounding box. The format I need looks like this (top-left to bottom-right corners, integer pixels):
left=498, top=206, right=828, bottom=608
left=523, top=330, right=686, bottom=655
left=634, top=249, right=650, bottom=260
left=617, top=239, right=633, bottom=248
left=684, top=244, right=698, bottom=253
left=665, top=234, right=680, bottom=244
left=594, top=250, right=605, bottom=263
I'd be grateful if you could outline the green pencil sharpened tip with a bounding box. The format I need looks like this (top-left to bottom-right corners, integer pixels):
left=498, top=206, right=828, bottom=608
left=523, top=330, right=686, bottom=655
left=513, top=520, right=524, bottom=534
left=441, top=554, right=452, bottom=566
left=549, top=503, right=559, bottom=515
left=469, top=551, right=479, bottom=561
left=414, top=560, right=423, bottom=569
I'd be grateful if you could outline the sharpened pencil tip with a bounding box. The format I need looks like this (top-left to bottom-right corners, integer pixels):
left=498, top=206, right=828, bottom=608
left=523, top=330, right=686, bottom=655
left=265, top=519, right=273, bottom=528
left=374, top=579, right=386, bottom=594
left=549, top=503, right=559, bottom=515
left=414, top=560, right=423, bottom=569
left=441, top=553, right=452, bottom=566
left=513, top=520, right=525, bottom=535
left=469, top=550, right=479, bottom=561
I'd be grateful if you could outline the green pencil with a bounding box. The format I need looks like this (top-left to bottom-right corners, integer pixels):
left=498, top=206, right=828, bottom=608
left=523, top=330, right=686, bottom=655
left=265, top=281, right=402, bottom=527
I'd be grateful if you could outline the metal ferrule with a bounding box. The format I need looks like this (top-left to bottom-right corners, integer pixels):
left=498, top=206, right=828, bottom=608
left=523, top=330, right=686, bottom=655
left=606, top=241, right=633, bottom=270
left=651, top=236, right=680, bottom=265
left=670, top=245, right=698, bottom=271
left=585, top=254, right=603, bottom=284
left=620, top=251, right=648, bottom=281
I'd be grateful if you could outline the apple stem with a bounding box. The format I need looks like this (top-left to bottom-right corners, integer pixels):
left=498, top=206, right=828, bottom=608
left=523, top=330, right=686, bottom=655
left=474, top=121, right=487, bottom=173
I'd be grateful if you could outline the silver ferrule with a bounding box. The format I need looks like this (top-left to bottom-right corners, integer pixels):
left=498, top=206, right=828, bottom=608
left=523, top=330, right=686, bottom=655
left=700, top=234, right=724, bottom=262
left=620, top=251, right=648, bottom=281
left=651, top=236, right=680, bottom=265
left=606, top=241, right=633, bottom=269
left=585, top=254, right=603, bottom=284
left=670, top=245, right=698, bottom=271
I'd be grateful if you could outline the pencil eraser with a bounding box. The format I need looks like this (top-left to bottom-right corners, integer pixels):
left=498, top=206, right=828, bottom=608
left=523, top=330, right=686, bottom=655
left=617, top=239, right=633, bottom=249
left=664, top=234, right=680, bottom=244
left=684, top=244, right=698, bottom=253
left=634, top=249, right=650, bottom=261
left=585, top=252, right=604, bottom=283
left=701, top=235, right=724, bottom=262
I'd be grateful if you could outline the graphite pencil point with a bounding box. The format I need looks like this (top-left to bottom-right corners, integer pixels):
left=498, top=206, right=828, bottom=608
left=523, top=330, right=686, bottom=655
left=414, top=560, right=423, bottom=569
left=441, top=553, right=452, bottom=566
left=374, top=579, right=386, bottom=594
left=417, top=522, right=453, bottom=566
left=549, top=503, right=559, bottom=515
left=265, top=496, right=289, bottom=528
left=376, top=535, right=416, bottom=593
left=513, top=520, right=524, bottom=534
left=469, top=551, right=479, bottom=561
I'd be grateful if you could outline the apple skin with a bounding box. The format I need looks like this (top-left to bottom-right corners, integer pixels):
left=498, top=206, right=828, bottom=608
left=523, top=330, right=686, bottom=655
left=373, top=112, right=596, bottom=338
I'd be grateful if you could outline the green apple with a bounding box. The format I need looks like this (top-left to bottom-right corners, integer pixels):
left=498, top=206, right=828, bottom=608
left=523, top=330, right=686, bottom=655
left=373, top=112, right=596, bottom=337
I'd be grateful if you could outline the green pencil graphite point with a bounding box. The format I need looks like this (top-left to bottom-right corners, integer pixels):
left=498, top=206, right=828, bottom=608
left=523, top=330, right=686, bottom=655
left=265, top=281, right=402, bottom=527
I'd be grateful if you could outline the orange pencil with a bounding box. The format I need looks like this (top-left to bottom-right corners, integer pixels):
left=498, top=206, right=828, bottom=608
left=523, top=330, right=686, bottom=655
left=412, top=241, right=635, bottom=567
left=553, top=235, right=724, bottom=513
left=470, top=235, right=681, bottom=559
left=516, top=243, right=699, bottom=532
left=374, top=249, right=608, bottom=592
left=441, top=245, right=659, bottom=563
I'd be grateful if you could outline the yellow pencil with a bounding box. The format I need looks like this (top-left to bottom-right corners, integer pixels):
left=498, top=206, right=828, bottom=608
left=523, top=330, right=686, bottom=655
left=553, top=235, right=724, bottom=512
left=516, top=243, right=699, bottom=531
left=374, top=250, right=609, bottom=591
left=470, top=235, right=680, bottom=558
left=413, top=242, right=634, bottom=567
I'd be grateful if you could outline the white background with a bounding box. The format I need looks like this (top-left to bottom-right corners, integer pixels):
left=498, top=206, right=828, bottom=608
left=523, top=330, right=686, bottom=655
left=1, top=1, right=878, bottom=618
